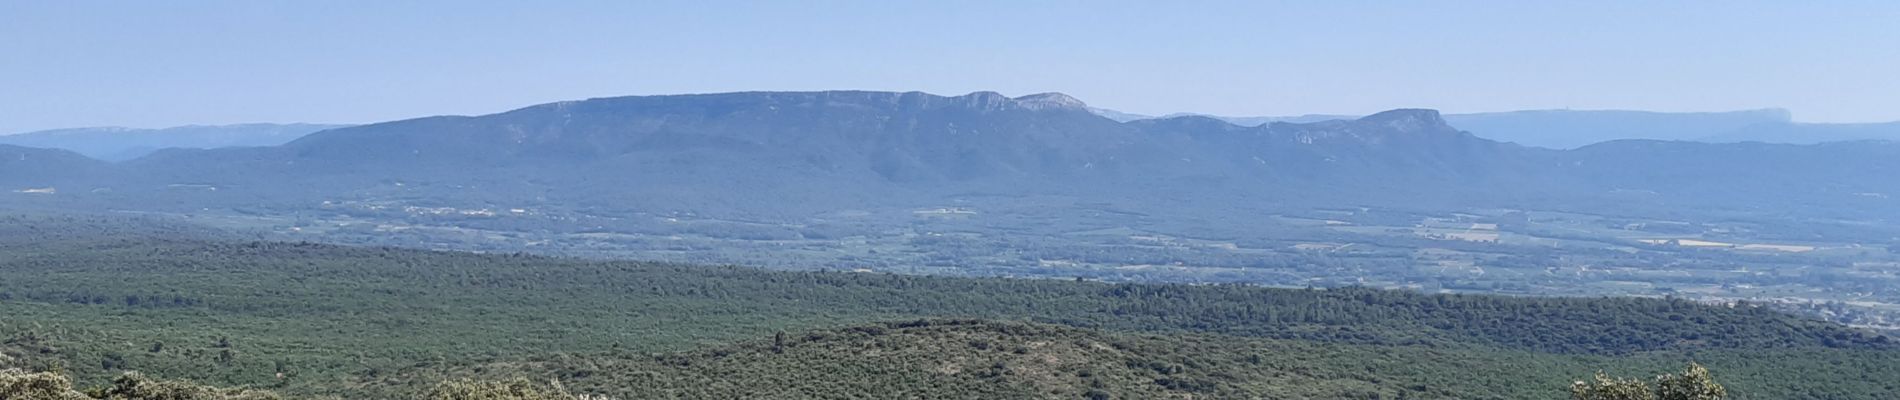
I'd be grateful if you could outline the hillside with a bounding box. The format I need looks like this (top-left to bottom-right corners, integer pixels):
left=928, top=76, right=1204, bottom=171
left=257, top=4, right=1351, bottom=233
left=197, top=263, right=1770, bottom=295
left=1091, top=107, right=1849, bottom=149
left=417, top=319, right=1896, bottom=400
left=0, top=124, right=349, bottom=162
left=1702, top=121, right=1900, bottom=144
left=0, top=145, right=106, bottom=188
left=1441, top=109, right=1794, bottom=149
left=0, top=215, right=1893, bottom=398
left=5, top=91, right=1896, bottom=222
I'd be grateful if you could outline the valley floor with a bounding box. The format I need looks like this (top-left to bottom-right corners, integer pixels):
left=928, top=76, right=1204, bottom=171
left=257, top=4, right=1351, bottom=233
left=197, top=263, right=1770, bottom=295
left=0, top=215, right=1896, bottom=398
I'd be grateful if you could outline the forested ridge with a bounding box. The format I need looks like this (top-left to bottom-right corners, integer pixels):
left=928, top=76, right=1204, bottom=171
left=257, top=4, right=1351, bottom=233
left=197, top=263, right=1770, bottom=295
left=1, top=215, right=1895, bottom=398
left=403, top=319, right=1867, bottom=400
left=4, top=237, right=1882, bottom=354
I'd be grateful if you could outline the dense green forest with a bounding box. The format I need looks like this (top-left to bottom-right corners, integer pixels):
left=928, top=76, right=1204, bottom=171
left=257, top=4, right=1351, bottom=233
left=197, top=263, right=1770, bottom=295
left=1, top=215, right=1896, bottom=398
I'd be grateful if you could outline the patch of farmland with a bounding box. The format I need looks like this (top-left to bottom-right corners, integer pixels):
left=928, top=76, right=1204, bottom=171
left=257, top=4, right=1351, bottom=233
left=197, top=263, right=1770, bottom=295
left=1638, top=238, right=1735, bottom=247
left=1736, top=244, right=1818, bottom=252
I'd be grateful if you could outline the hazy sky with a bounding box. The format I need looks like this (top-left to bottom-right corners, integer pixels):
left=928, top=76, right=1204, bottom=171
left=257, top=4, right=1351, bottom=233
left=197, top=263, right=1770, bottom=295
left=4, top=1, right=1899, bottom=133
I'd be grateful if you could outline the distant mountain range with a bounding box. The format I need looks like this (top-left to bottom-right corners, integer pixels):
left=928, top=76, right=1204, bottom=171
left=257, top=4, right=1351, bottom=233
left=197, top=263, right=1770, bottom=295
left=1093, top=107, right=1900, bottom=149
left=1703, top=120, right=1900, bottom=144
left=0, top=123, right=350, bottom=161
left=9, top=105, right=1890, bottom=167
left=1, top=91, right=1893, bottom=224
left=1087, top=108, right=1353, bottom=126
left=0, top=145, right=106, bottom=189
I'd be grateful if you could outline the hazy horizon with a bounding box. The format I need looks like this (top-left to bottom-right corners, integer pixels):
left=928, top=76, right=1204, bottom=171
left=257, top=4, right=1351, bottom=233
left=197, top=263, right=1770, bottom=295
left=0, top=90, right=1836, bottom=135
left=5, top=1, right=1900, bottom=133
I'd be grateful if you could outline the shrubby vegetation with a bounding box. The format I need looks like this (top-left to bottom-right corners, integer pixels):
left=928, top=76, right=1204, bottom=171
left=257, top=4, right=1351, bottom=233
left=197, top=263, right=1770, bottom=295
left=0, top=216, right=1895, bottom=398
left=0, top=325, right=1784, bottom=400
left=0, top=323, right=1742, bottom=400
left=1572, top=363, right=1726, bottom=400
left=1, top=369, right=279, bottom=400
left=424, top=378, right=600, bottom=400
left=424, top=319, right=1736, bottom=400
left=0, top=369, right=88, bottom=400
left=3, top=368, right=595, bottom=400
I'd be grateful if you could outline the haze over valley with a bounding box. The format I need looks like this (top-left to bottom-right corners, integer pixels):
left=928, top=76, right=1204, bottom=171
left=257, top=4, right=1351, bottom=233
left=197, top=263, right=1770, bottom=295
left=6, top=90, right=1900, bottom=333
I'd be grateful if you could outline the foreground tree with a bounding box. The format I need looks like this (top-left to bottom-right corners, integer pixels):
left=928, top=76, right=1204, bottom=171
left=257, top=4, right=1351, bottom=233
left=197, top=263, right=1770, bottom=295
left=2, top=369, right=278, bottom=400
left=1571, top=372, right=1655, bottom=400
left=0, top=369, right=92, bottom=400
left=1655, top=363, right=1727, bottom=400
left=1572, top=363, right=1726, bottom=400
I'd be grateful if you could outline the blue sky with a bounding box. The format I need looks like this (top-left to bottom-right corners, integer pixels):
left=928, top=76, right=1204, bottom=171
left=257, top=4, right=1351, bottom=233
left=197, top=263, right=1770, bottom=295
left=3, top=1, right=1898, bottom=133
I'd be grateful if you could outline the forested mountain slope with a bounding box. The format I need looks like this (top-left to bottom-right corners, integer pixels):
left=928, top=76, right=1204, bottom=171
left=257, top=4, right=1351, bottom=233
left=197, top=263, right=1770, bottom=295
left=0, top=145, right=106, bottom=188
left=0, top=124, right=349, bottom=161
left=1, top=91, right=1894, bottom=222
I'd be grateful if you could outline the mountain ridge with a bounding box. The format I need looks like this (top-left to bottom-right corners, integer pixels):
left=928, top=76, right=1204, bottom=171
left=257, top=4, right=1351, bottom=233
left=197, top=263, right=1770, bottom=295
left=1088, top=106, right=1900, bottom=148
left=0, top=123, right=352, bottom=161
left=3, top=90, right=1896, bottom=221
